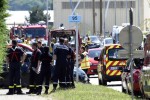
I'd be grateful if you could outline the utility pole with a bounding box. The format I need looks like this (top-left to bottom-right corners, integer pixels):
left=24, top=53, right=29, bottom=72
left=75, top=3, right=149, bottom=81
left=100, top=0, right=102, bottom=36
left=83, top=0, right=86, bottom=35
left=114, top=0, right=117, bottom=25
left=46, top=0, right=49, bottom=38
left=92, top=0, right=96, bottom=35
left=138, top=0, right=140, bottom=26
left=126, top=0, right=128, bottom=23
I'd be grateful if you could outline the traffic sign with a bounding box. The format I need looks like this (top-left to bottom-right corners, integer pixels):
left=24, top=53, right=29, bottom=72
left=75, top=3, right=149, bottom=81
left=118, top=50, right=144, bottom=59
left=119, top=26, right=143, bottom=52
left=69, top=15, right=81, bottom=23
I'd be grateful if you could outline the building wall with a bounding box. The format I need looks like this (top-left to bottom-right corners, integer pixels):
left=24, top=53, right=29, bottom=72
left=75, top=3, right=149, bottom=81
left=143, top=0, right=150, bottom=30
left=54, top=0, right=145, bottom=36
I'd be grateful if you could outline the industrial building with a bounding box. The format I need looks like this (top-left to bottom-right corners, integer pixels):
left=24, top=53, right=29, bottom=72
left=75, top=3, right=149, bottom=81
left=53, top=0, right=150, bottom=36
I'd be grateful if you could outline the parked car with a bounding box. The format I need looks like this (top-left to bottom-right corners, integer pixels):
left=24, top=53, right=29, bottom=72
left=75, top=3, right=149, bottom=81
left=83, top=36, right=102, bottom=49
left=73, top=67, right=88, bottom=83
left=87, top=48, right=102, bottom=75
left=121, top=58, right=144, bottom=96
left=0, top=43, right=33, bottom=88
left=102, top=38, right=114, bottom=46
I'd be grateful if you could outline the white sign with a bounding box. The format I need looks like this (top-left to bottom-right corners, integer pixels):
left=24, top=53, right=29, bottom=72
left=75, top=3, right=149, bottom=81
left=69, top=15, right=81, bottom=23
left=119, top=26, right=143, bottom=52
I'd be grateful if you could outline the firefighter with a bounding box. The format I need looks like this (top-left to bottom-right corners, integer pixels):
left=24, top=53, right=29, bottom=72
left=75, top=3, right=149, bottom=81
left=64, top=39, right=75, bottom=88
left=21, top=34, right=26, bottom=43
left=37, top=46, right=53, bottom=95
left=37, top=41, right=44, bottom=53
left=26, top=43, right=41, bottom=94
left=6, top=40, right=26, bottom=95
left=24, top=37, right=31, bottom=45
left=52, top=37, right=70, bottom=92
left=80, top=46, right=90, bottom=83
left=50, top=38, right=56, bottom=55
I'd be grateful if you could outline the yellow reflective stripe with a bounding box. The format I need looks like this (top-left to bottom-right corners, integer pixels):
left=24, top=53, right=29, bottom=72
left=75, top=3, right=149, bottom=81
left=117, top=71, right=121, bottom=75
left=110, top=70, right=117, bottom=76
left=16, top=85, right=21, bottom=88
left=14, top=84, right=16, bottom=86
left=29, top=85, right=34, bottom=87
left=9, top=86, right=14, bottom=88
left=113, top=61, right=119, bottom=66
left=106, top=70, right=110, bottom=75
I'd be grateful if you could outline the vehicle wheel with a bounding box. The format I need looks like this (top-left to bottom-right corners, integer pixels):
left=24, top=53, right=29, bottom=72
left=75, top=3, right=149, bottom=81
left=122, top=84, right=126, bottom=93
left=140, top=84, right=147, bottom=99
left=98, top=78, right=102, bottom=85
left=101, top=75, right=107, bottom=86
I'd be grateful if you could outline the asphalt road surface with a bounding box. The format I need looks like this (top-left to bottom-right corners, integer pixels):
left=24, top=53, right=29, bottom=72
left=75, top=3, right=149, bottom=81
left=89, top=75, right=122, bottom=92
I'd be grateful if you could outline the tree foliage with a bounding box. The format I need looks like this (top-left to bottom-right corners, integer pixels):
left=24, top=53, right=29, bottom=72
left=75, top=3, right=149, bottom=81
left=0, top=0, right=8, bottom=67
left=8, top=0, right=53, bottom=10
left=26, top=6, right=48, bottom=24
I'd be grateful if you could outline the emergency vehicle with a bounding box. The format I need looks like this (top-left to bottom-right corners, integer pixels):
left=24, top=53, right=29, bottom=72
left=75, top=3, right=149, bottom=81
left=94, top=44, right=127, bottom=85
left=48, top=29, right=81, bottom=51
left=9, top=25, right=48, bottom=45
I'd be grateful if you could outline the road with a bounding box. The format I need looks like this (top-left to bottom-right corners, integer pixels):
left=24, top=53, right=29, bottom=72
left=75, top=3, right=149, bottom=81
left=89, top=76, right=122, bottom=92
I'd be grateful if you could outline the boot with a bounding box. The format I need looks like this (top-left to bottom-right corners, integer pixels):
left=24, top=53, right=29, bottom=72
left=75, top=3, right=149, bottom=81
left=36, top=87, right=42, bottom=95
left=16, top=87, right=24, bottom=95
left=6, top=88, right=14, bottom=95
left=45, top=87, right=49, bottom=94
left=26, top=87, right=34, bottom=94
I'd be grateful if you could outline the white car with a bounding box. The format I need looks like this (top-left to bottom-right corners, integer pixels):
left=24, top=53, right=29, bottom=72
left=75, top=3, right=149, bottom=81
left=102, top=38, right=114, bottom=46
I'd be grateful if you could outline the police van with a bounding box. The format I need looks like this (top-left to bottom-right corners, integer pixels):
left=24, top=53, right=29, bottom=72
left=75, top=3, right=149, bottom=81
left=94, top=44, right=127, bottom=85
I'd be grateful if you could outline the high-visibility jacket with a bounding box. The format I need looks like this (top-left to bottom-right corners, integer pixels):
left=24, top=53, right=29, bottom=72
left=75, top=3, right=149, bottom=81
left=81, top=52, right=90, bottom=69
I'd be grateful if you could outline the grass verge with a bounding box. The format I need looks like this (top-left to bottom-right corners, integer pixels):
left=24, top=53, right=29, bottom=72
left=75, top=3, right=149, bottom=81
left=43, top=83, right=131, bottom=100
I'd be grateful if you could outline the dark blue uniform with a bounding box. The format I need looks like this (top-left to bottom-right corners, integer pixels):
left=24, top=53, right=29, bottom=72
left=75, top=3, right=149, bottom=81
left=39, top=46, right=44, bottom=54
left=27, top=49, right=41, bottom=94
left=67, top=47, right=75, bottom=88
left=7, top=47, right=24, bottom=94
left=38, top=53, right=52, bottom=94
left=53, top=44, right=69, bottom=89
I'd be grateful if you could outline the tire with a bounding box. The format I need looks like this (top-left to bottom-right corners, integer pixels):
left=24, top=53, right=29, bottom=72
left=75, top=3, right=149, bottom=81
left=101, top=75, right=107, bottom=86
left=122, top=84, right=126, bottom=93
left=98, top=78, right=102, bottom=85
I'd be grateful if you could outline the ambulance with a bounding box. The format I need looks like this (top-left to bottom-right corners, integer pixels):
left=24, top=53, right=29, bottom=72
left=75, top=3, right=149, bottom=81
left=94, top=44, right=127, bottom=85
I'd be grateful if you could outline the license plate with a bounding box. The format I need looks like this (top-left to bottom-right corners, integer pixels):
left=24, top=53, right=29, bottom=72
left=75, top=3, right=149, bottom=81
left=109, top=67, right=119, bottom=70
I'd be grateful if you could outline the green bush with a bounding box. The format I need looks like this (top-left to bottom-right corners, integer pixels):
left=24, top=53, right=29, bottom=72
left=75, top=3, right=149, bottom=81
left=0, top=0, right=8, bottom=73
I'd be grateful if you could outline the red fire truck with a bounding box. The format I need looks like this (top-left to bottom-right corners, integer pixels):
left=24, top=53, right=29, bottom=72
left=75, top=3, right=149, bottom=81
left=9, top=25, right=48, bottom=40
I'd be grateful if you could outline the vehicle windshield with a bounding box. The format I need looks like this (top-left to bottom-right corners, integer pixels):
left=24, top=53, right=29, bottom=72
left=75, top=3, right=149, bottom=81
left=25, top=28, right=46, bottom=38
left=13, top=28, right=23, bottom=38
left=105, top=38, right=113, bottom=44
left=90, top=36, right=100, bottom=43
left=108, top=48, right=126, bottom=60
left=88, top=50, right=101, bottom=58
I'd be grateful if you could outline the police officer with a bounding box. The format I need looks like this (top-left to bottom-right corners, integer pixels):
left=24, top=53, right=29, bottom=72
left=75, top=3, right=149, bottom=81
left=37, top=41, right=44, bottom=53
left=26, top=43, right=41, bottom=94
left=37, top=46, right=53, bottom=95
left=6, top=40, right=26, bottom=95
left=64, top=39, right=75, bottom=88
left=52, top=37, right=70, bottom=92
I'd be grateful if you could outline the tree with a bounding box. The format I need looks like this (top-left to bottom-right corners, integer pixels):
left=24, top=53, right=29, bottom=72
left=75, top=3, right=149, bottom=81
left=8, top=0, right=53, bottom=10
left=27, top=6, right=48, bottom=24
left=0, top=0, right=8, bottom=68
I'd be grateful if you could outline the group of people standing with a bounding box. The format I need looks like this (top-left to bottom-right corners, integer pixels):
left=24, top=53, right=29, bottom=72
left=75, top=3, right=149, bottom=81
left=6, top=37, right=75, bottom=95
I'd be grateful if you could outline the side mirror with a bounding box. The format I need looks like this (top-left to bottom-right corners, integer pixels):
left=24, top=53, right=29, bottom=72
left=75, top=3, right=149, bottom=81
left=94, top=57, right=100, bottom=61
